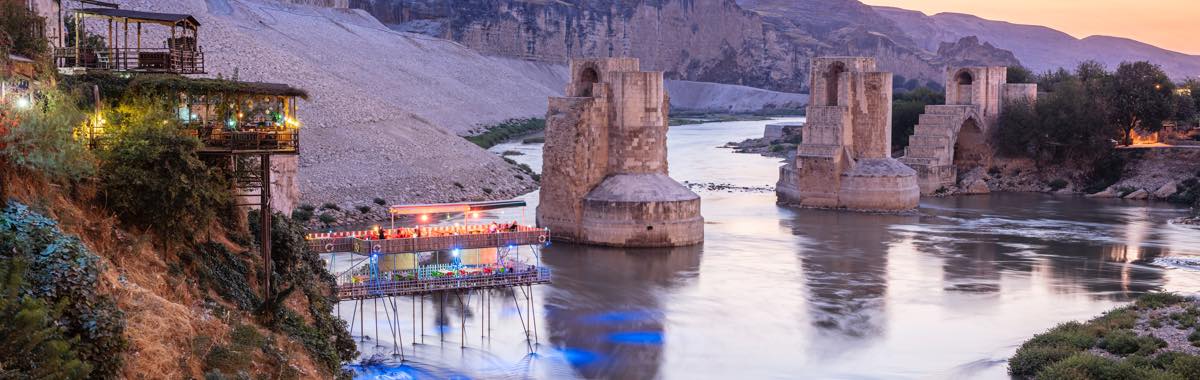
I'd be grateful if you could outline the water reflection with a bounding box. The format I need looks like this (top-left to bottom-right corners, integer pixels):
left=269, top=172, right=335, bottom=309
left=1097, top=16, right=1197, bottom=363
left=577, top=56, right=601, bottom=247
left=343, top=118, right=1200, bottom=379
left=541, top=244, right=701, bottom=379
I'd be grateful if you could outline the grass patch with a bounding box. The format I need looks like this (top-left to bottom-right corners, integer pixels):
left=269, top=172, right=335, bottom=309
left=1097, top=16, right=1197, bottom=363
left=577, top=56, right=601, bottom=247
left=1009, top=293, right=1200, bottom=379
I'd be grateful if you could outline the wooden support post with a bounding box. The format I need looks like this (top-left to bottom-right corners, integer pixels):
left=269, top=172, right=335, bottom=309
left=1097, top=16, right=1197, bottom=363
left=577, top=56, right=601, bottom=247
left=74, top=13, right=81, bottom=67
left=260, top=154, right=273, bottom=300
left=122, top=20, right=128, bottom=70
left=136, top=23, right=141, bottom=57
left=107, top=19, right=112, bottom=68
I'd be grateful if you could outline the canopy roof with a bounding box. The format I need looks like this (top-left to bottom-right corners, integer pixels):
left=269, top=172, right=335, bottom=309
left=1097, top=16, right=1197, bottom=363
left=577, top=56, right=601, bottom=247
left=77, top=8, right=200, bottom=28
left=389, top=200, right=527, bottom=215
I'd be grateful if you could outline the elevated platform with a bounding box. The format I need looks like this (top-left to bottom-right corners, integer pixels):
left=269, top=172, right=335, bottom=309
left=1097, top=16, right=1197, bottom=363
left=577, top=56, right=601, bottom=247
left=337, top=266, right=551, bottom=300
left=307, top=226, right=549, bottom=254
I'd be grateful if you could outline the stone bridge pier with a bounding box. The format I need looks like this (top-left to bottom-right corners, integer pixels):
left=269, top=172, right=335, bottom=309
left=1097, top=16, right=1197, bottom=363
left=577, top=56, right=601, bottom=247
left=900, top=67, right=1037, bottom=194
left=776, top=57, right=920, bottom=211
left=537, top=58, right=703, bottom=248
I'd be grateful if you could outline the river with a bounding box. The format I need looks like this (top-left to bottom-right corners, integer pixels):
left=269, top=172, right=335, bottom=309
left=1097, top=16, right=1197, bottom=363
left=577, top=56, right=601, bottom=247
left=340, top=117, right=1200, bottom=379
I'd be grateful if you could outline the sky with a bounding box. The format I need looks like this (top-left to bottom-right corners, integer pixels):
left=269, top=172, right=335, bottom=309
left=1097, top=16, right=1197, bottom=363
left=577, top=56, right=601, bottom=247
left=862, top=0, right=1200, bottom=55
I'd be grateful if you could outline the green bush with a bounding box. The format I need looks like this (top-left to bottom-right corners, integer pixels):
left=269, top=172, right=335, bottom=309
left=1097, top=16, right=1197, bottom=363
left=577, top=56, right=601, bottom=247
left=291, top=208, right=313, bottom=222
left=1135, top=293, right=1186, bottom=310
left=1009, top=345, right=1081, bottom=378
left=892, top=87, right=944, bottom=150
left=1, top=90, right=95, bottom=182
left=465, top=118, right=545, bottom=149
left=98, top=122, right=231, bottom=243
left=501, top=150, right=524, bottom=156
left=248, top=213, right=356, bottom=376
left=522, top=137, right=545, bottom=144
left=1098, top=330, right=1165, bottom=356
left=318, top=213, right=336, bottom=226
left=482, top=187, right=493, bottom=195
left=1037, top=353, right=1176, bottom=380
left=321, top=202, right=341, bottom=211
left=0, top=259, right=91, bottom=379
left=184, top=242, right=260, bottom=311
left=298, top=203, right=316, bottom=212
left=356, top=205, right=371, bottom=214
left=0, top=201, right=127, bottom=378
left=1048, top=179, right=1069, bottom=191
left=372, top=198, right=387, bottom=206
left=1189, top=329, right=1200, bottom=346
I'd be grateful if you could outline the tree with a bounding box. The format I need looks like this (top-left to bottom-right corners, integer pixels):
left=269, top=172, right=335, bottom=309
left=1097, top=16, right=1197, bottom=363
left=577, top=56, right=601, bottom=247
left=1006, top=65, right=1035, bottom=84
left=98, top=119, right=232, bottom=245
left=1108, top=61, right=1176, bottom=145
left=0, top=259, right=91, bottom=379
left=0, top=1, right=49, bottom=60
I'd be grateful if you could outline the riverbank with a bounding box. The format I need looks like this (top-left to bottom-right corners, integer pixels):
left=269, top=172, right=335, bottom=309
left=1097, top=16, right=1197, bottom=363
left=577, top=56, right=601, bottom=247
left=1008, top=293, right=1200, bottom=379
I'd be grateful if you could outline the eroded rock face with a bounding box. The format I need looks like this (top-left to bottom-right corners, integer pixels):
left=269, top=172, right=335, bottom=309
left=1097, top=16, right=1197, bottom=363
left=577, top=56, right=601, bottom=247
left=348, top=0, right=1022, bottom=92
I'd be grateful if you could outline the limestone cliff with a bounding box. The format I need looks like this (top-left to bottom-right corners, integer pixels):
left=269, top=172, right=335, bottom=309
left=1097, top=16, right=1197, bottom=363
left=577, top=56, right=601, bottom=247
left=347, top=0, right=1022, bottom=92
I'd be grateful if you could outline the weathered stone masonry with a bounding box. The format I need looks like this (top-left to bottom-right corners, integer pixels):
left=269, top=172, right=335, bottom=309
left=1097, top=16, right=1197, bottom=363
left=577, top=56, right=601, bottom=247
left=900, top=66, right=1037, bottom=194
left=777, top=57, right=920, bottom=212
left=537, top=58, right=703, bottom=247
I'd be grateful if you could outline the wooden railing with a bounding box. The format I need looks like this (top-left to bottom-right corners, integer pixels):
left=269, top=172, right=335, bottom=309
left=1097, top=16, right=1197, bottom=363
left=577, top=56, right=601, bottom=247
left=308, top=228, right=549, bottom=254
left=195, top=128, right=299, bottom=153
left=55, top=47, right=205, bottom=74
left=337, top=267, right=551, bottom=300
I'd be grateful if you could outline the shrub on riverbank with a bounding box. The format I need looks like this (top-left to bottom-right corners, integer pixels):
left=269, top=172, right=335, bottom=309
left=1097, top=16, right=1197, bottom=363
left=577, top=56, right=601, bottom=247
left=1009, top=293, right=1200, bottom=379
left=465, top=118, right=545, bottom=149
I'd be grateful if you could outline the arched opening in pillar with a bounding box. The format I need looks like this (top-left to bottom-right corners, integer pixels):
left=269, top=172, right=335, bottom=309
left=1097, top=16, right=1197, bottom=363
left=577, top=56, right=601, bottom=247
left=954, top=70, right=974, bottom=105
left=576, top=67, right=599, bottom=97
left=824, top=62, right=846, bottom=106
left=953, top=118, right=988, bottom=180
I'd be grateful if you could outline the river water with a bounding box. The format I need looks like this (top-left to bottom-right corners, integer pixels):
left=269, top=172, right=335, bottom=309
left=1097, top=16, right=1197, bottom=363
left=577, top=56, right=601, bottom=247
left=342, top=117, right=1200, bottom=379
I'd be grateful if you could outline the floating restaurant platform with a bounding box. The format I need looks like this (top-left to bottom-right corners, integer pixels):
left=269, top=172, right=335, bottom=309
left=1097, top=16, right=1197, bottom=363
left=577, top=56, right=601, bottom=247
left=315, top=201, right=551, bottom=355
left=307, top=226, right=549, bottom=255
left=337, top=265, right=551, bottom=300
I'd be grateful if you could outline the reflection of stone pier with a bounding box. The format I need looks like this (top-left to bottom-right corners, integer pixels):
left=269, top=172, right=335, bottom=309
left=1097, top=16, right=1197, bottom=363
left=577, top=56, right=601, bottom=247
left=538, top=58, right=703, bottom=247
left=777, top=57, right=919, bottom=211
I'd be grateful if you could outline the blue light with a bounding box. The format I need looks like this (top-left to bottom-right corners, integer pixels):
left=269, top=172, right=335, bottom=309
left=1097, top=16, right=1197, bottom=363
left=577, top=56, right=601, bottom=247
left=558, top=347, right=603, bottom=366
left=607, top=331, right=664, bottom=345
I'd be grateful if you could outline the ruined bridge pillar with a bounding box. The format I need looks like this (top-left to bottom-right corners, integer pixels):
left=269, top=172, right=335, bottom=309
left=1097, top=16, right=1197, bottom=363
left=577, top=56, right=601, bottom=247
left=537, top=58, right=703, bottom=248
left=776, top=57, right=920, bottom=211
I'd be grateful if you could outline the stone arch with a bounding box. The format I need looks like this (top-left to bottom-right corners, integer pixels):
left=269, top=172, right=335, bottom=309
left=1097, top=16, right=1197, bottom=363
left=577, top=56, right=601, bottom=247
left=951, top=116, right=988, bottom=176
left=576, top=66, right=600, bottom=97
left=824, top=62, right=846, bottom=106
left=954, top=69, right=974, bottom=104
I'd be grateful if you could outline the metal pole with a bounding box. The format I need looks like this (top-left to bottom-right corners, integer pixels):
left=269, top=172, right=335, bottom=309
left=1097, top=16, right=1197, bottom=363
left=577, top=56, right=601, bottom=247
left=359, top=299, right=365, bottom=342
left=261, top=154, right=272, bottom=298
left=373, top=298, right=379, bottom=346
left=412, top=294, right=416, bottom=345
left=511, top=288, right=532, bottom=352
left=458, top=291, right=466, bottom=348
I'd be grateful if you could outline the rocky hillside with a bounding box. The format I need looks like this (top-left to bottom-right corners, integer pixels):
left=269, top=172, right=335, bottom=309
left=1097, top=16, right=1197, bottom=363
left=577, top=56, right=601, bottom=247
left=875, top=6, right=1200, bottom=78
left=349, top=0, right=1022, bottom=92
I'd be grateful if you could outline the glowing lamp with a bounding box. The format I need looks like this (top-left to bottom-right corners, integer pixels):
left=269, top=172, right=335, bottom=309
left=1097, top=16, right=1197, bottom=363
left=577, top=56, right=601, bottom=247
left=419, top=214, right=430, bottom=222
left=470, top=212, right=480, bottom=219
left=14, top=97, right=31, bottom=109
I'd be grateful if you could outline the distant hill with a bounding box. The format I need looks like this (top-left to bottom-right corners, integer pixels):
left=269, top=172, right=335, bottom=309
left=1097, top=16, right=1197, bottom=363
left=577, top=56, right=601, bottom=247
left=875, top=6, right=1200, bottom=78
